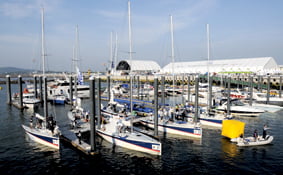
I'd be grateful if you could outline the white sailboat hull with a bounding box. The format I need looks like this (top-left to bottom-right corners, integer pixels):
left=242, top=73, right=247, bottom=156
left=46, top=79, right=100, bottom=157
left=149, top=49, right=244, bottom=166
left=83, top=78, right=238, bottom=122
left=140, top=119, right=202, bottom=138
left=22, top=125, right=60, bottom=149
left=97, top=130, right=161, bottom=155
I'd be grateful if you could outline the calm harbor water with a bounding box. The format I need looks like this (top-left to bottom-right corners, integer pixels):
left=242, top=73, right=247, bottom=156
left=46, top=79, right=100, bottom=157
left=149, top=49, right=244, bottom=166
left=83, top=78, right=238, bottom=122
left=0, top=84, right=283, bottom=175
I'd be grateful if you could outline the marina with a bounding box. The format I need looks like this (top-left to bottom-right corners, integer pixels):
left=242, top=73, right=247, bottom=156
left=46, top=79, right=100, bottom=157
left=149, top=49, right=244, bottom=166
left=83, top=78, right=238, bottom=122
left=1, top=74, right=283, bottom=174
left=1, top=0, right=283, bottom=174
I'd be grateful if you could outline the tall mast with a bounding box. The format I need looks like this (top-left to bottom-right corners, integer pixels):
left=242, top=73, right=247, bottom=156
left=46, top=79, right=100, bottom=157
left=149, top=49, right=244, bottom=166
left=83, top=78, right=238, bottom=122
left=114, top=32, right=118, bottom=74
left=128, top=0, right=133, bottom=133
left=109, top=32, right=113, bottom=73
left=72, top=25, right=80, bottom=74
left=207, top=24, right=210, bottom=83
left=170, top=15, right=176, bottom=114
left=170, top=15, right=175, bottom=72
left=41, top=8, right=48, bottom=120
left=41, top=8, right=45, bottom=75
left=128, top=0, right=133, bottom=67
left=206, top=24, right=210, bottom=111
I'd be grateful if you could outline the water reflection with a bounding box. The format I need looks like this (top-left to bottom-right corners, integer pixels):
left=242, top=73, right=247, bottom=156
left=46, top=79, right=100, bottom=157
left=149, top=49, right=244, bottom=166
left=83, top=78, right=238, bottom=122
left=221, top=137, right=239, bottom=158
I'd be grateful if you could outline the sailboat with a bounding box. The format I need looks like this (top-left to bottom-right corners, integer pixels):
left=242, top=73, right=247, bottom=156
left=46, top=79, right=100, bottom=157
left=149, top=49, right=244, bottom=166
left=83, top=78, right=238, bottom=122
left=96, top=1, right=162, bottom=155
left=140, top=15, right=202, bottom=138
left=22, top=8, right=60, bottom=150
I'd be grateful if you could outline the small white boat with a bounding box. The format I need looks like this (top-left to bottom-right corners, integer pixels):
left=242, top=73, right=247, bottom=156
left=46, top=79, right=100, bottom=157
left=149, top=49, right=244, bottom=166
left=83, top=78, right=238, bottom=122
left=229, top=89, right=247, bottom=99
left=222, top=120, right=274, bottom=147
left=242, top=101, right=283, bottom=113
left=47, top=78, right=90, bottom=99
left=236, top=135, right=273, bottom=147
left=252, top=92, right=283, bottom=106
left=216, top=99, right=265, bottom=117
left=22, top=92, right=41, bottom=109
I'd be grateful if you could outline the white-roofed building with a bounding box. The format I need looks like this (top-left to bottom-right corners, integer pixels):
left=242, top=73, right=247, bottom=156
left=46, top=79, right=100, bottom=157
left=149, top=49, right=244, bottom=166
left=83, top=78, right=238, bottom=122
left=116, top=60, right=161, bottom=74
left=160, top=57, right=281, bottom=75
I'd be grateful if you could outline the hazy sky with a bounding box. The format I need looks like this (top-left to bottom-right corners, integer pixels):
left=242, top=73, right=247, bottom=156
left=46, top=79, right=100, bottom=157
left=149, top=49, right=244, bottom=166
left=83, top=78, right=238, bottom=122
left=0, top=0, right=282, bottom=72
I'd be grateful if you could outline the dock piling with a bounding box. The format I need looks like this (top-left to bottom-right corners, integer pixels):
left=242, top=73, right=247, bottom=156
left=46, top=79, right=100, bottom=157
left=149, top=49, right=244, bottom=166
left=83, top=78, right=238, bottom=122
left=6, top=75, right=11, bottom=105
left=208, top=75, right=212, bottom=110
left=161, top=76, right=165, bottom=106
left=279, top=76, right=282, bottom=98
left=249, top=76, right=253, bottom=106
left=267, top=75, right=270, bottom=103
left=18, top=75, right=23, bottom=110
left=43, top=77, right=48, bottom=118
left=107, top=76, right=110, bottom=101
left=194, top=76, right=199, bottom=123
left=187, top=75, right=190, bottom=102
left=153, top=76, right=158, bottom=137
left=227, top=76, right=231, bottom=116
left=69, top=76, right=73, bottom=105
left=90, top=77, right=97, bottom=154
left=39, top=76, right=43, bottom=104
left=34, top=76, right=38, bottom=98
left=96, top=77, right=101, bottom=130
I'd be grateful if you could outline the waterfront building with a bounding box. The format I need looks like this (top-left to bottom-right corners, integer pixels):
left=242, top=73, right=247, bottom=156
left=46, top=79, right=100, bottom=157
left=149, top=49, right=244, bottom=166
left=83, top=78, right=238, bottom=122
left=160, top=57, right=281, bottom=75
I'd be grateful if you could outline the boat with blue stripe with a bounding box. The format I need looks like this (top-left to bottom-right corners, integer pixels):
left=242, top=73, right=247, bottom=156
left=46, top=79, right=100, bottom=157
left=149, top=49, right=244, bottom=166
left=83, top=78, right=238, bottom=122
left=97, top=109, right=162, bottom=155
left=22, top=123, right=60, bottom=149
left=139, top=117, right=202, bottom=138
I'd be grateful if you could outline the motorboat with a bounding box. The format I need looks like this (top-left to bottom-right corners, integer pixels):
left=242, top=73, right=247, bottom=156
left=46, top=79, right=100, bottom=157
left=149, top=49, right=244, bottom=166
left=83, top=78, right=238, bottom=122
left=242, top=99, right=283, bottom=113
left=216, top=98, right=265, bottom=117
left=236, top=135, right=273, bottom=147
left=252, top=92, right=283, bottom=106
left=229, top=89, right=247, bottom=99
left=22, top=91, right=41, bottom=109
left=48, top=78, right=90, bottom=99
left=221, top=120, right=273, bottom=147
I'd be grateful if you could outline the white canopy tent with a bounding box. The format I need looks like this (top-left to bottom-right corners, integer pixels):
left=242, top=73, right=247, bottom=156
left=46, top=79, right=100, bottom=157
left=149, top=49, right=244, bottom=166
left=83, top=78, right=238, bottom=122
left=116, top=60, right=161, bottom=74
left=161, top=57, right=281, bottom=75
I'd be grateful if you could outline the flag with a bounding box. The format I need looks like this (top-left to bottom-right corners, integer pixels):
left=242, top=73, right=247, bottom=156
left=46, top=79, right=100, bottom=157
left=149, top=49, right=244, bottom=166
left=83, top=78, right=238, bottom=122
left=76, top=67, right=84, bottom=85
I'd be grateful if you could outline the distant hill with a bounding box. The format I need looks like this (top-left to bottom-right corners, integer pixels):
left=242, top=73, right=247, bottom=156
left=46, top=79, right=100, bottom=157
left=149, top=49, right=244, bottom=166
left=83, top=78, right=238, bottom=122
left=0, top=67, right=37, bottom=74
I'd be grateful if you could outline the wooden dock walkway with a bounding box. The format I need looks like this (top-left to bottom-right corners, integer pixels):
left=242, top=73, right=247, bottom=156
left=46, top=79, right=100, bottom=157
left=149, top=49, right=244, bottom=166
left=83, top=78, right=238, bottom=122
left=60, top=127, right=97, bottom=156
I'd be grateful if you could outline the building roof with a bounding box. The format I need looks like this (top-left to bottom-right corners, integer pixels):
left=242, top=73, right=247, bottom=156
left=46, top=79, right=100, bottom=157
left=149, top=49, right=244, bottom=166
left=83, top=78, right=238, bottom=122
left=161, top=57, right=280, bottom=74
left=116, top=60, right=161, bottom=72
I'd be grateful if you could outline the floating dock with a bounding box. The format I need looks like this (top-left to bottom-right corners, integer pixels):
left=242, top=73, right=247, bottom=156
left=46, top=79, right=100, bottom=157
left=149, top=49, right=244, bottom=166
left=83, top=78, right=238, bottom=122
left=60, top=127, right=97, bottom=156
